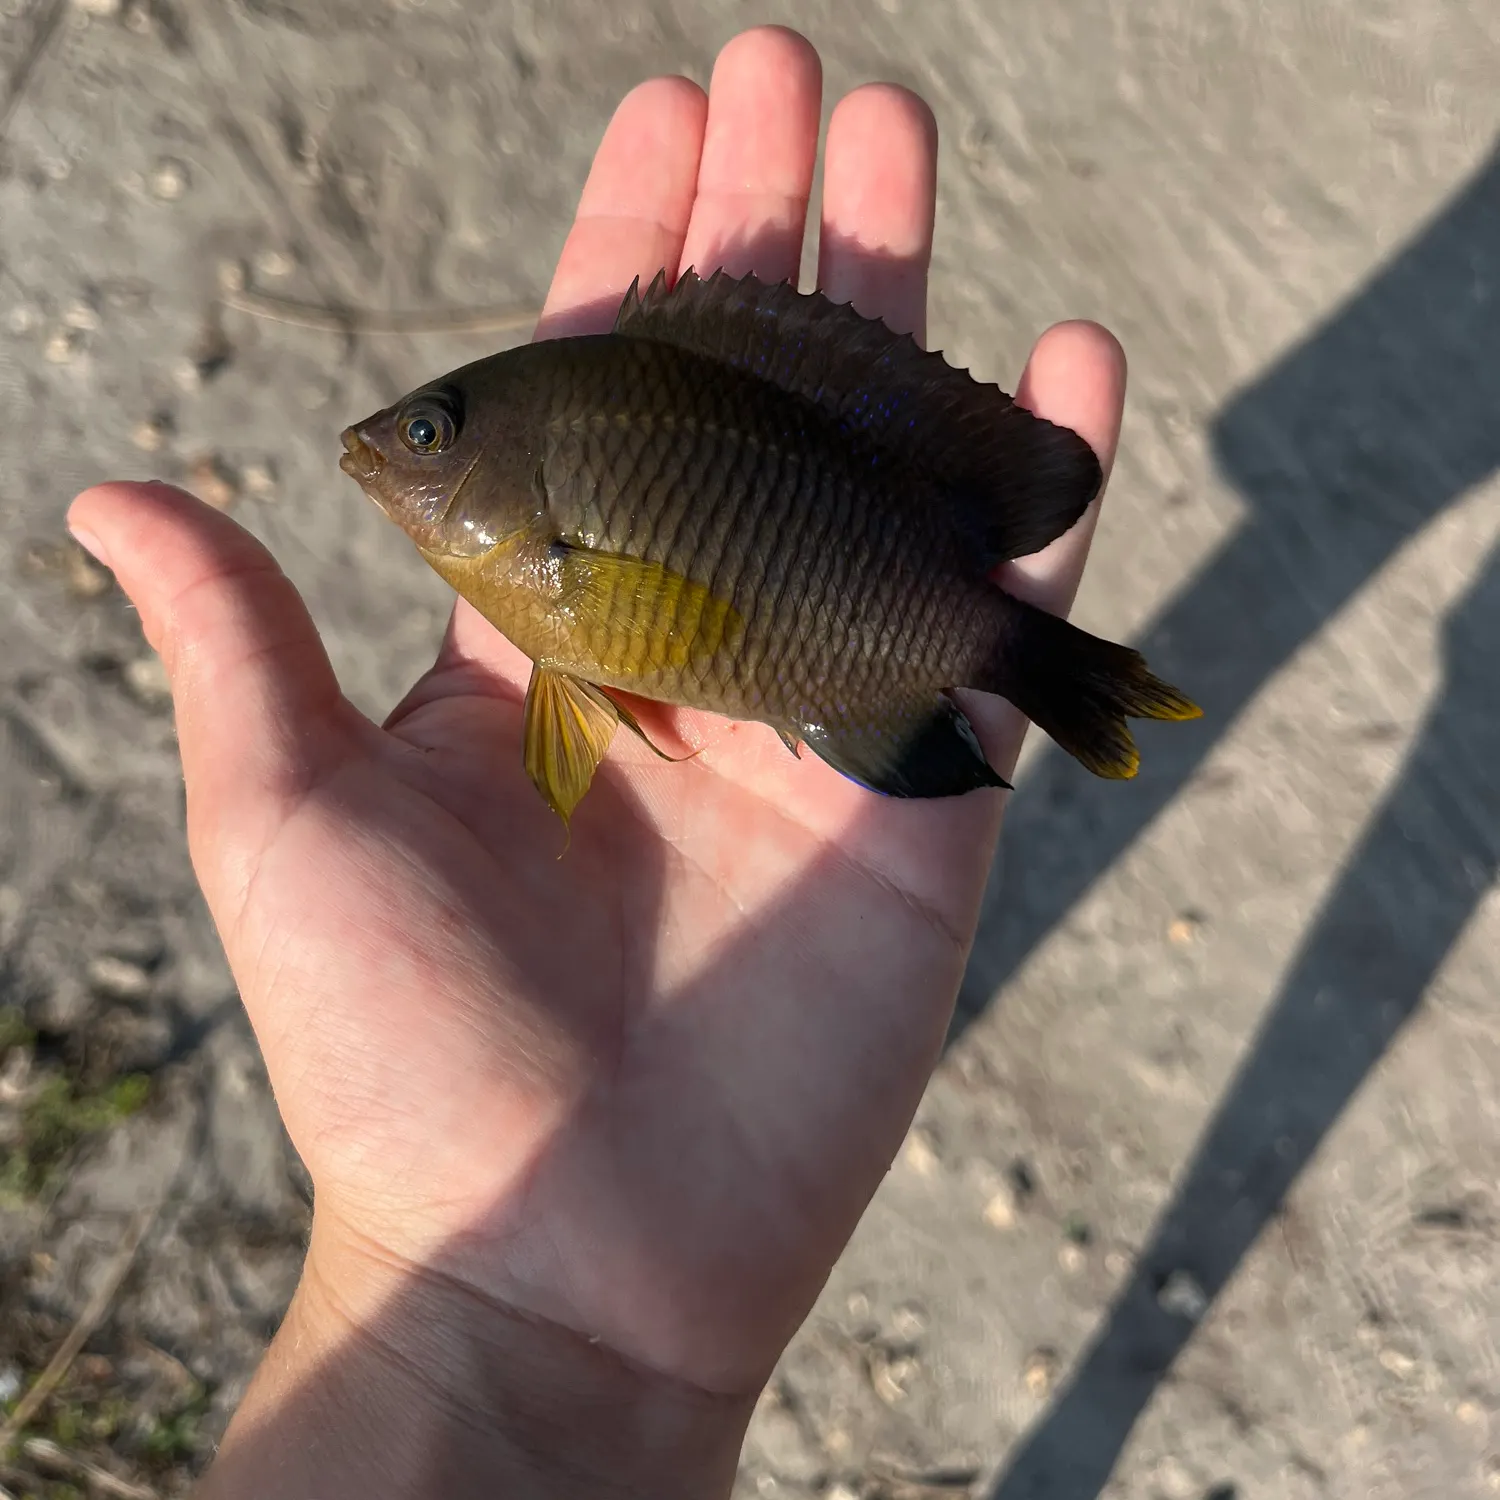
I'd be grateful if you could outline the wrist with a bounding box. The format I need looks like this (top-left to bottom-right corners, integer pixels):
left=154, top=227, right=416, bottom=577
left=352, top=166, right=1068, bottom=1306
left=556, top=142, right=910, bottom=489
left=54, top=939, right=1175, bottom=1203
left=198, top=1214, right=754, bottom=1500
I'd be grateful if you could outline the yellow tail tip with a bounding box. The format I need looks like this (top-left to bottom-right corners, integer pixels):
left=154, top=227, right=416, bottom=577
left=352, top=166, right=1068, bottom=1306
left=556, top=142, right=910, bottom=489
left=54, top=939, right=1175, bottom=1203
left=1159, top=699, right=1203, bottom=723
left=1073, top=733, right=1141, bottom=780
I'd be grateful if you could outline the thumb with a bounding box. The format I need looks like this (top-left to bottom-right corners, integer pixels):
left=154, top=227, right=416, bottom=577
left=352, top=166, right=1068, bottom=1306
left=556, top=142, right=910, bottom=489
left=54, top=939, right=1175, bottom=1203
left=67, top=481, right=359, bottom=915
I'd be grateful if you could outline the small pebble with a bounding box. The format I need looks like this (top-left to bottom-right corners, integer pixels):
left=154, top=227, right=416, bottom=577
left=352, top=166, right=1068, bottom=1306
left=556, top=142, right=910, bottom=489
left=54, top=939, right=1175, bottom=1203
left=1456, top=1399, right=1485, bottom=1426
left=845, top=1291, right=870, bottom=1320
left=983, top=1189, right=1016, bottom=1230
left=870, top=1351, right=918, bottom=1406
left=756, top=1476, right=778, bottom=1497
left=148, top=157, right=188, bottom=201
left=86, top=955, right=152, bottom=1001
left=1378, top=1346, right=1417, bottom=1378
left=1022, top=1348, right=1058, bottom=1398
left=242, top=460, right=277, bottom=498
left=1156, top=1269, right=1209, bottom=1322
left=189, top=453, right=240, bottom=510
left=1484, top=1456, right=1500, bottom=1492
left=892, top=1302, right=926, bottom=1338
left=1151, top=1455, right=1197, bottom=1500
left=124, top=653, right=171, bottom=706
left=131, top=416, right=170, bottom=452
left=171, top=355, right=201, bottom=392
left=64, top=543, right=112, bottom=599
left=825, top=1487, right=860, bottom=1500
left=44, top=329, right=81, bottom=364
left=6, top=305, right=37, bottom=334
left=1167, top=914, right=1202, bottom=945
left=903, top=1127, right=939, bottom=1177
left=72, top=0, right=122, bottom=13
left=980, top=1173, right=1020, bottom=1228
left=255, top=248, right=296, bottom=279
left=63, top=301, right=100, bottom=331
left=1058, top=1242, right=1086, bottom=1274
left=217, top=259, right=247, bottom=294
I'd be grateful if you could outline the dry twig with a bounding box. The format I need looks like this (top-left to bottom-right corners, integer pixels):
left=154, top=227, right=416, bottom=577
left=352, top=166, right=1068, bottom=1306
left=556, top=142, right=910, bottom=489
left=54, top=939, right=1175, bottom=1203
left=222, top=287, right=537, bottom=337
left=20, top=1437, right=160, bottom=1500
left=868, top=1454, right=983, bottom=1493
left=0, top=1207, right=159, bottom=1456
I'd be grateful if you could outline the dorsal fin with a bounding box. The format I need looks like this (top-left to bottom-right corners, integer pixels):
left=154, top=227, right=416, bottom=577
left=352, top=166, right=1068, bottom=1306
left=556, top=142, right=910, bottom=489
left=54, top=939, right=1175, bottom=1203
left=612, top=268, right=1103, bottom=564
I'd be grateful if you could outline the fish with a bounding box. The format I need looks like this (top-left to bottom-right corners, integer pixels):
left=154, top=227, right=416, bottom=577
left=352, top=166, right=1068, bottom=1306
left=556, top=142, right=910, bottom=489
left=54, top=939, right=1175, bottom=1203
left=339, top=268, right=1200, bottom=827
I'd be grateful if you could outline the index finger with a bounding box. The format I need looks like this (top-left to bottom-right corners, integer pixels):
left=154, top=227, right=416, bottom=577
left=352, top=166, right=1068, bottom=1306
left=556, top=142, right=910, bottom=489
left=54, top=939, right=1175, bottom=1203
left=432, top=76, right=708, bottom=678
left=537, top=76, right=709, bottom=341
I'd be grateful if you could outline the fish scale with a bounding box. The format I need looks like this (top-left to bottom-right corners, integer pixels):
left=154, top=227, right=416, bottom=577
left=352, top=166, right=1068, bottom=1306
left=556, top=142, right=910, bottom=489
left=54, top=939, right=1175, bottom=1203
left=340, top=268, right=1200, bottom=826
left=544, top=343, right=935, bottom=718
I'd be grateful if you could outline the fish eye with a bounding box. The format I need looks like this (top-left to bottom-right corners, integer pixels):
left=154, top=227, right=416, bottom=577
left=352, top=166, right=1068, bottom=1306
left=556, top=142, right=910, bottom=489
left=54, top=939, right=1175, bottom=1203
left=397, top=391, right=460, bottom=455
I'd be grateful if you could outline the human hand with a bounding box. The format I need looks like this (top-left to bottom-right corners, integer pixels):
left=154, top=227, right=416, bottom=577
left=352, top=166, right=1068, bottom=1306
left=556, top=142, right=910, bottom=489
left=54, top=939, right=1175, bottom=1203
left=69, top=26, right=1125, bottom=1499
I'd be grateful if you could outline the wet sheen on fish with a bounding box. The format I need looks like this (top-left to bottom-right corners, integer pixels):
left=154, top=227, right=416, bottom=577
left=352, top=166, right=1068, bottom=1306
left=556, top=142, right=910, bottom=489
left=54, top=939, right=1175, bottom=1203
left=340, top=269, right=1200, bottom=826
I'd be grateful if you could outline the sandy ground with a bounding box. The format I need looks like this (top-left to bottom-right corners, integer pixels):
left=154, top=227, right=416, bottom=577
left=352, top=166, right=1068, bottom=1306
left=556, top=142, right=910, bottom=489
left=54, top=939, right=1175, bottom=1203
left=0, top=1, right=1497, bottom=1496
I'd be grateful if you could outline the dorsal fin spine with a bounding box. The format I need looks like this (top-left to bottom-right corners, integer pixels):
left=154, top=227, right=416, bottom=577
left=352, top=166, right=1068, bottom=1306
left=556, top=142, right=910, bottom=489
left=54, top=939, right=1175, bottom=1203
left=606, top=267, right=1104, bottom=565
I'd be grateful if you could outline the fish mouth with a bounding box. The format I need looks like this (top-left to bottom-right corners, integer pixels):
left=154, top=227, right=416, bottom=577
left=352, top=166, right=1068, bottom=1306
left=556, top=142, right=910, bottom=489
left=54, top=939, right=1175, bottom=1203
left=338, top=426, right=385, bottom=486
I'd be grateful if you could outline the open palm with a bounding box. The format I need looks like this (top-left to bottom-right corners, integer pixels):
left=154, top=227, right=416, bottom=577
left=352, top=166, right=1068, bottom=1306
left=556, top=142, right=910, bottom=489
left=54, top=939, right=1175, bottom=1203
left=71, top=28, right=1124, bottom=1402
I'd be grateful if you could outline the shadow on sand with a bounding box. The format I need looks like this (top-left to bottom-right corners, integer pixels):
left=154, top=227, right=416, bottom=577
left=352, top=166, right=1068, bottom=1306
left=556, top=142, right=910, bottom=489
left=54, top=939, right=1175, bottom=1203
left=973, top=148, right=1500, bottom=1497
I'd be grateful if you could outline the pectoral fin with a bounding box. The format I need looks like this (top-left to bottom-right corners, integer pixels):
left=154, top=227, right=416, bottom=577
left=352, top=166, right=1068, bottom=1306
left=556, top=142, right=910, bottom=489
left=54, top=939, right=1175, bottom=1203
left=551, top=540, right=742, bottom=673
left=523, top=665, right=621, bottom=828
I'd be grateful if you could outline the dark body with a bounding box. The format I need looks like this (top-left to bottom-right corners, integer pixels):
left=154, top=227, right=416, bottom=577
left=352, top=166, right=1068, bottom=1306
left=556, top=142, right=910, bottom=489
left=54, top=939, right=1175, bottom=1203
left=504, top=333, right=1002, bottom=730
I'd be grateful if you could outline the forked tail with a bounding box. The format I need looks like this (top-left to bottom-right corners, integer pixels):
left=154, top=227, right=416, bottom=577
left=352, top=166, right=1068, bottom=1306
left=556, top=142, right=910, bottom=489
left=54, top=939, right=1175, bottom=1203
left=976, top=592, right=1201, bottom=778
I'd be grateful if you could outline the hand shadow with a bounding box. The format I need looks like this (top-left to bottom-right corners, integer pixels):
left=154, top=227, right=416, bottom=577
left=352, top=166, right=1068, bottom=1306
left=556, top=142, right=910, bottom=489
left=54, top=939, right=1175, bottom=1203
left=977, top=146, right=1500, bottom=1497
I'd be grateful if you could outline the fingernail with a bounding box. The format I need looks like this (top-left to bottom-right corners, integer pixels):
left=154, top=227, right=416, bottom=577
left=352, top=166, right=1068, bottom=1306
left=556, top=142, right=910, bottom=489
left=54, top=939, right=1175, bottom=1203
left=68, top=524, right=111, bottom=569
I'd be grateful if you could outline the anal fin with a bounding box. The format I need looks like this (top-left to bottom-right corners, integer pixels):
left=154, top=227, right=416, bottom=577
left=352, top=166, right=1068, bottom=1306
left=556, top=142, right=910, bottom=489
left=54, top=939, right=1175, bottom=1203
left=523, top=666, right=621, bottom=832
left=798, top=695, right=1010, bottom=798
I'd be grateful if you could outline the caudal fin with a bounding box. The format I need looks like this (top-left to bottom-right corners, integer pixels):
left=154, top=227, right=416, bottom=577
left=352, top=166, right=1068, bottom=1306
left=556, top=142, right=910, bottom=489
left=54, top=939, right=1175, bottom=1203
left=977, top=594, right=1201, bottom=778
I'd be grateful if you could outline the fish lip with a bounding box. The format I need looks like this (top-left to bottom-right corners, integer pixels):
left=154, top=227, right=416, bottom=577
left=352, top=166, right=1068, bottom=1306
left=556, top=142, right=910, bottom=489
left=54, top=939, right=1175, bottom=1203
left=338, top=425, right=385, bottom=484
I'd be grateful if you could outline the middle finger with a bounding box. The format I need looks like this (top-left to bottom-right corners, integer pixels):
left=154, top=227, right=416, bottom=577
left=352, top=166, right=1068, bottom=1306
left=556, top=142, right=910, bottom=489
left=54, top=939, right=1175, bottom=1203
left=677, top=27, right=823, bottom=285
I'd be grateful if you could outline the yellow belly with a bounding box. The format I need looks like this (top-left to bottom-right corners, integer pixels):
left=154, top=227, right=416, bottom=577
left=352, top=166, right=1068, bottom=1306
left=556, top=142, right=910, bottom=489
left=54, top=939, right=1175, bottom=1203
left=420, top=528, right=743, bottom=689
